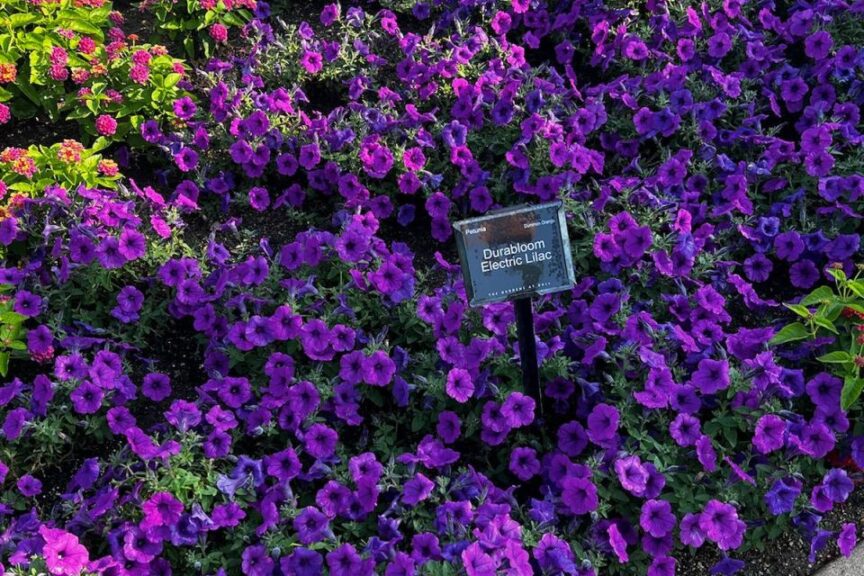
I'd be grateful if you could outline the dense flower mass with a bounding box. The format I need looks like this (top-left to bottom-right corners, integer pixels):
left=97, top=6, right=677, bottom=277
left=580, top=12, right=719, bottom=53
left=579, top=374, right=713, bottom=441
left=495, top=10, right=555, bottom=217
left=0, top=0, right=863, bottom=575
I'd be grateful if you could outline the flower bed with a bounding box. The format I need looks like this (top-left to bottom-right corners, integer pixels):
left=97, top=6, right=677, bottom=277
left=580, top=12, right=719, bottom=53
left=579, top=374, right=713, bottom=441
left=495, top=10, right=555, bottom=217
left=0, top=1, right=863, bottom=576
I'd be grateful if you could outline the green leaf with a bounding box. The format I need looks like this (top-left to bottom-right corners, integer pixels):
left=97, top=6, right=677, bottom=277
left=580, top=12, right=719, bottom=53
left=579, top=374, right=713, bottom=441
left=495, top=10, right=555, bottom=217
left=813, top=316, right=839, bottom=334
left=222, top=11, right=248, bottom=27
left=91, top=136, right=111, bottom=153
left=817, top=351, right=853, bottom=364
left=0, top=352, right=8, bottom=377
left=183, top=36, right=195, bottom=58
left=0, top=311, right=26, bottom=324
left=841, top=377, right=864, bottom=411
left=784, top=303, right=812, bottom=319
left=163, top=73, right=182, bottom=89
left=723, top=425, right=738, bottom=447
left=16, top=64, right=44, bottom=107
left=56, top=16, right=104, bottom=39
left=824, top=302, right=845, bottom=322
left=848, top=280, right=864, bottom=299
left=828, top=268, right=848, bottom=283
left=769, top=322, right=810, bottom=345
left=800, top=285, right=836, bottom=306
left=9, top=13, right=39, bottom=28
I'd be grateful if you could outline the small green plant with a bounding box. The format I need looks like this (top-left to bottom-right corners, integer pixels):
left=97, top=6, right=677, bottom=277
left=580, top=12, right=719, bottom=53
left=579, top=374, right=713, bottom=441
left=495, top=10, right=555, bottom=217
left=1, top=138, right=122, bottom=203
left=0, top=284, right=27, bottom=376
left=0, top=0, right=189, bottom=141
left=771, top=265, right=864, bottom=409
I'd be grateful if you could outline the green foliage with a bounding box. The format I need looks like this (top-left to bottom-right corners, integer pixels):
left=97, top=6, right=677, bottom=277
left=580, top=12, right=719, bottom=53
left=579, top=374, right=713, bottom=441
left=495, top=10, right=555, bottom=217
left=771, top=265, right=864, bottom=409
left=144, top=0, right=254, bottom=58
left=0, top=0, right=189, bottom=142
left=0, top=138, right=121, bottom=200
left=0, top=284, right=26, bottom=376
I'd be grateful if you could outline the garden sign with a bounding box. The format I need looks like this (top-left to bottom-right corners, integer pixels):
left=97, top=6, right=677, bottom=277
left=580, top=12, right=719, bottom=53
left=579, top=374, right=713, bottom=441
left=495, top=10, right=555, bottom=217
left=453, top=201, right=576, bottom=406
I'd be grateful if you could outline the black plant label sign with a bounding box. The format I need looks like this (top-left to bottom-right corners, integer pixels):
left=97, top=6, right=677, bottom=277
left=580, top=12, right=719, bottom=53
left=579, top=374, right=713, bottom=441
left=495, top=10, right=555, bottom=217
left=453, top=201, right=576, bottom=307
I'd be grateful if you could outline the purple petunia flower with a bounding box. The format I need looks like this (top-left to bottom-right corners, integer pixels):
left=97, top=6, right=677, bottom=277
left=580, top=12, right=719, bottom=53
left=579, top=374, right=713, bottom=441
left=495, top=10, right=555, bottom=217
left=174, top=147, right=199, bottom=172
left=822, top=469, right=854, bottom=503
left=294, top=506, right=331, bottom=544
left=608, top=523, right=629, bottom=563
left=242, top=544, right=274, bottom=576
left=142, top=373, right=172, bottom=402
left=70, top=381, right=103, bottom=414
left=142, top=492, right=183, bottom=528
left=173, top=96, right=197, bottom=119
left=362, top=351, right=396, bottom=387
left=403, top=473, right=435, bottom=506
left=437, top=411, right=461, bottom=444
left=304, top=423, right=338, bottom=459
left=700, top=500, right=746, bottom=551
left=641, top=499, right=676, bottom=538
left=561, top=475, right=598, bottom=515
left=509, top=447, right=541, bottom=481
left=587, top=403, right=619, bottom=443
left=445, top=368, right=474, bottom=403
left=248, top=186, right=270, bottom=212
left=283, top=547, right=324, bottom=576
left=615, top=455, right=649, bottom=496
left=557, top=420, right=587, bottom=457
left=789, top=259, right=820, bottom=288
left=839, top=523, right=857, bottom=558
left=765, top=478, right=802, bottom=516
left=96, top=237, right=126, bottom=269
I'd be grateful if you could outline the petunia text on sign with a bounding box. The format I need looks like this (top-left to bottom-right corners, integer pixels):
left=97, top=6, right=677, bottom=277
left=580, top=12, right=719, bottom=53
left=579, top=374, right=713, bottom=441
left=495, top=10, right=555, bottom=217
left=453, top=202, right=576, bottom=307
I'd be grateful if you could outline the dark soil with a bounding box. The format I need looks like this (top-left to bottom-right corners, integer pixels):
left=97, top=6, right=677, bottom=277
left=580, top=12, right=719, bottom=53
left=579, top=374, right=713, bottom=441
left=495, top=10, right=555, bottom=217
left=300, top=78, right=349, bottom=116
left=678, top=489, right=864, bottom=576
left=0, top=115, right=80, bottom=150
left=376, top=195, right=459, bottom=290
left=269, top=0, right=335, bottom=25
left=130, top=317, right=204, bottom=430
left=232, top=204, right=322, bottom=248
left=113, top=0, right=157, bottom=43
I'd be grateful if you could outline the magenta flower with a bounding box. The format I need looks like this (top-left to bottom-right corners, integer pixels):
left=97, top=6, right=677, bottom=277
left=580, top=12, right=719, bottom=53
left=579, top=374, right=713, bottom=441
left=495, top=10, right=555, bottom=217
left=39, top=526, right=90, bottom=576
left=402, top=147, right=426, bottom=171
left=301, top=51, right=323, bottom=73
left=174, top=147, right=199, bottom=172
left=142, top=491, right=183, bottom=528
left=95, top=114, right=117, bottom=136
left=173, top=96, right=197, bottom=119
left=608, top=523, right=629, bottom=563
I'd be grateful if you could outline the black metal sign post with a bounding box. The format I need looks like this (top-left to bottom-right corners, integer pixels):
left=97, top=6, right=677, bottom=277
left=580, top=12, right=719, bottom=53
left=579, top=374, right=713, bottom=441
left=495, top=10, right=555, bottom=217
left=514, top=298, right=540, bottom=404
left=452, top=201, right=575, bottom=407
